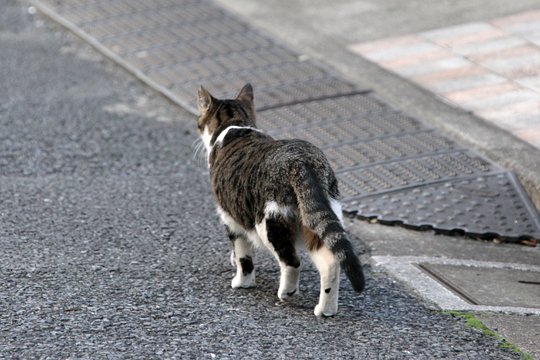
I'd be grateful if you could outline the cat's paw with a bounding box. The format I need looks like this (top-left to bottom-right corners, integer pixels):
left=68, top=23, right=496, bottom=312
left=277, top=287, right=299, bottom=301
left=314, top=303, right=338, bottom=317
left=277, top=265, right=301, bottom=301
left=231, top=272, right=256, bottom=289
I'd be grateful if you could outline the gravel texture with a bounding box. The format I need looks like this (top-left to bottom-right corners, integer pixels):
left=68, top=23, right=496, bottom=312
left=0, top=1, right=520, bottom=358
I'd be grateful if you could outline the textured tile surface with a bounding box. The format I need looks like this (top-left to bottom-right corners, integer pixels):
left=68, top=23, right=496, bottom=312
left=350, top=10, right=540, bottom=151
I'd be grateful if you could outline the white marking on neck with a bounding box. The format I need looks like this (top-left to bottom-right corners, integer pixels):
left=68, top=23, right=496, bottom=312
left=214, top=125, right=261, bottom=146
left=203, top=125, right=261, bottom=167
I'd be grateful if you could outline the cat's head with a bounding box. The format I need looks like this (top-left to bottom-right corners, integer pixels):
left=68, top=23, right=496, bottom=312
left=196, top=83, right=256, bottom=152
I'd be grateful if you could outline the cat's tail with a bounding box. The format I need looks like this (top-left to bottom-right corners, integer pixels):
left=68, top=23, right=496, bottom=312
left=291, top=168, right=365, bottom=293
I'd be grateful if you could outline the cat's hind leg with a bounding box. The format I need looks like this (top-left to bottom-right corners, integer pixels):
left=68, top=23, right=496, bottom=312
left=226, top=226, right=256, bottom=289
left=256, top=212, right=301, bottom=301
left=305, top=227, right=340, bottom=317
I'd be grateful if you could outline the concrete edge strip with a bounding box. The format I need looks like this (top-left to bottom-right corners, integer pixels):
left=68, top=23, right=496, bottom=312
left=30, top=0, right=200, bottom=116
left=371, top=255, right=540, bottom=315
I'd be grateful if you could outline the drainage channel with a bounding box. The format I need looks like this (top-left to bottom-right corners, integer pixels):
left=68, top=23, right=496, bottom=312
left=32, top=0, right=540, bottom=241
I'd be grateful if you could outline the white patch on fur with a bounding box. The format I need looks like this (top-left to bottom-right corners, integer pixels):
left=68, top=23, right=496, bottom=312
left=201, top=126, right=212, bottom=156
left=264, top=201, right=295, bottom=219
left=245, top=231, right=263, bottom=248
left=254, top=218, right=274, bottom=257
left=310, top=245, right=340, bottom=317
left=213, top=125, right=262, bottom=147
left=217, top=206, right=263, bottom=248
left=216, top=206, right=243, bottom=235
left=203, top=125, right=261, bottom=166
left=230, top=250, right=236, bottom=267
left=330, top=198, right=344, bottom=226
left=311, top=245, right=335, bottom=268
left=231, top=270, right=256, bottom=288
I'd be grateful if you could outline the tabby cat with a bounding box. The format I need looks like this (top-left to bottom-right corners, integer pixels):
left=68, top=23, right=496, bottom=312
left=196, top=84, right=365, bottom=316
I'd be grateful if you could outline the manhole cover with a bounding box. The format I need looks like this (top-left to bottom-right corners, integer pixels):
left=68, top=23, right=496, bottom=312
left=419, top=263, right=540, bottom=308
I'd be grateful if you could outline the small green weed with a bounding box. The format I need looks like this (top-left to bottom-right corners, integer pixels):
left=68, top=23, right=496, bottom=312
left=443, top=311, right=533, bottom=360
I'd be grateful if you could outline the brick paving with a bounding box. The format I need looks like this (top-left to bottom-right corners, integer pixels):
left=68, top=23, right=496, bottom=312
left=349, top=10, right=540, bottom=149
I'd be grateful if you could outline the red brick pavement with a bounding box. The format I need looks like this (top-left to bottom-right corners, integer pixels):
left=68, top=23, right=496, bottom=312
left=349, top=10, right=540, bottom=149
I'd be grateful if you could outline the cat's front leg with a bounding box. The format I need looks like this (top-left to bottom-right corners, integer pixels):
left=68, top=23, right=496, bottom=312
left=227, top=229, right=256, bottom=289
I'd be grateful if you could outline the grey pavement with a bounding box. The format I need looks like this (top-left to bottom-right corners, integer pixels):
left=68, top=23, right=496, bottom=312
left=0, top=1, right=537, bottom=359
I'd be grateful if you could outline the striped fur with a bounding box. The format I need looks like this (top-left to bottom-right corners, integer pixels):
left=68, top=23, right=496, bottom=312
left=197, top=84, right=365, bottom=316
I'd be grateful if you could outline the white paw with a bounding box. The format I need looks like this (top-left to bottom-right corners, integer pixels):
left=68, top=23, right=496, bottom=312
left=277, top=286, right=299, bottom=301
left=277, top=265, right=300, bottom=301
left=231, top=271, right=256, bottom=289
left=314, top=303, right=337, bottom=317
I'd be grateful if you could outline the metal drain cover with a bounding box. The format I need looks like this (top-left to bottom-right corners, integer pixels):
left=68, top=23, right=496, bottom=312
left=419, top=263, right=540, bottom=308
left=32, top=0, right=540, bottom=241
left=34, top=0, right=366, bottom=112
left=351, top=173, right=540, bottom=238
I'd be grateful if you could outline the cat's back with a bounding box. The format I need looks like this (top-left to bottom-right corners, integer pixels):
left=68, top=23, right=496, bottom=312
left=210, top=128, right=273, bottom=168
left=210, top=128, right=338, bottom=229
left=214, top=130, right=329, bottom=173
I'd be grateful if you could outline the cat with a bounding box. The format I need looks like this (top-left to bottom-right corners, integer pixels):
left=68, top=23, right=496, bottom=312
left=196, top=83, right=365, bottom=316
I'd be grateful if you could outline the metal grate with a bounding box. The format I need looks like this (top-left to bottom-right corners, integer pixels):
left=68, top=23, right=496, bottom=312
left=353, top=173, right=540, bottom=238
left=335, top=151, right=493, bottom=198
left=36, top=0, right=366, bottom=112
left=32, top=0, right=540, bottom=240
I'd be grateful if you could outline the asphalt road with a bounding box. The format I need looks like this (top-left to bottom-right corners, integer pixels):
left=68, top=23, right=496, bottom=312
left=0, top=1, right=521, bottom=358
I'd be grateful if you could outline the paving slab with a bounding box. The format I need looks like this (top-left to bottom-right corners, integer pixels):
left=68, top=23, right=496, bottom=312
left=420, top=264, right=540, bottom=308
left=349, top=11, right=540, bottom=151
left=347, top=218, right=540, bottom=357
left=349, top=222, right=540, bottom=315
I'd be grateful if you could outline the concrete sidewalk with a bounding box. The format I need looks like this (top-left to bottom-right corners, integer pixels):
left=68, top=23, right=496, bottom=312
left=216, top=0, right=540, bottom=358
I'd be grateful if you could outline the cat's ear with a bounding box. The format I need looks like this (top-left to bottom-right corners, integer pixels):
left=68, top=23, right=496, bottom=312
left=236, top=83, right=254, bottom=104
left=197, top=85, right=214, bottom=115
